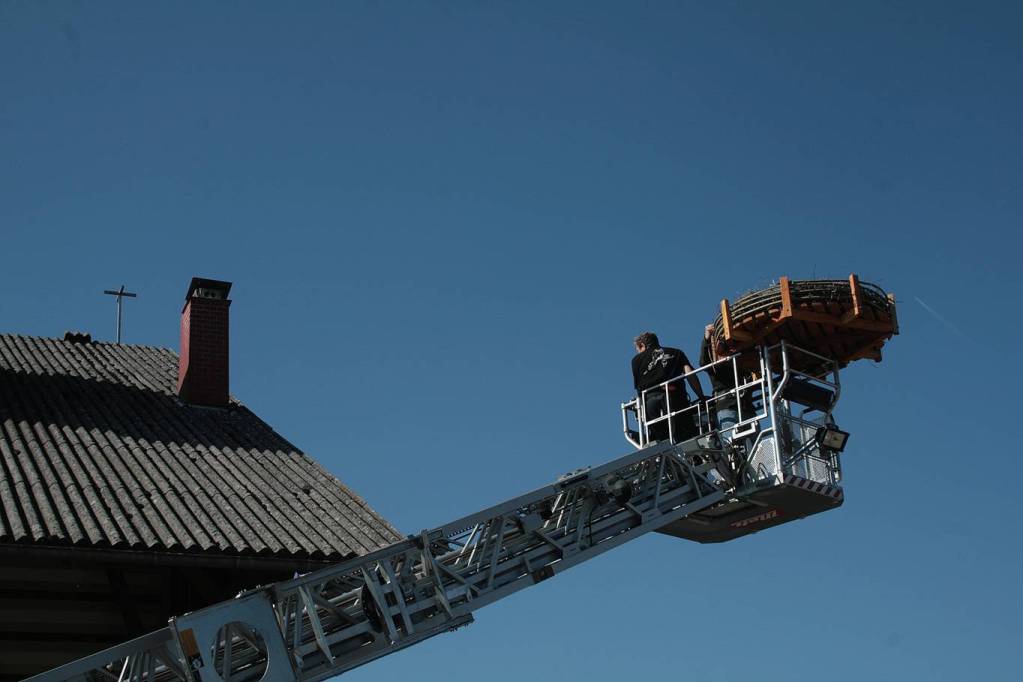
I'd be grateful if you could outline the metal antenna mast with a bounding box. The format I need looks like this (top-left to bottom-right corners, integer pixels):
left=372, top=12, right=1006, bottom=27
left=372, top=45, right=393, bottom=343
left=102, top=285, right=137, bottom=344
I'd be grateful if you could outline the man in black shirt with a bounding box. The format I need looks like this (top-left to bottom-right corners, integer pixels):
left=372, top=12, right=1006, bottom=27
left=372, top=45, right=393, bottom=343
left=700, top=324, right=737, bottom=437
left=699, top=324, right=754, bottom=442
left=631, top=331, right=706, bottom=443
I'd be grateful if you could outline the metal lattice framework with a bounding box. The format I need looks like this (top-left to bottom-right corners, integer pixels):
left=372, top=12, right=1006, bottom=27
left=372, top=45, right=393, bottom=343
left=32, top=439, right=728, bottom=682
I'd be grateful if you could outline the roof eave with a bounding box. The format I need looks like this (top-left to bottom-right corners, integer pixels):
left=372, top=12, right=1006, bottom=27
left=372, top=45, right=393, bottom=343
left=0, top=542, right=350, bottom=572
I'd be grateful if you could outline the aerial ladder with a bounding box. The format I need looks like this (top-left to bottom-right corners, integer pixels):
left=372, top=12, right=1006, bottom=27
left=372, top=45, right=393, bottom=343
left=29, top=275, right=897, bottom=682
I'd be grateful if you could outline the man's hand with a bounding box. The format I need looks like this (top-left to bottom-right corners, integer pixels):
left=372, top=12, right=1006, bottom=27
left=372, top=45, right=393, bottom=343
left=704, top=324, right=714, bottom=339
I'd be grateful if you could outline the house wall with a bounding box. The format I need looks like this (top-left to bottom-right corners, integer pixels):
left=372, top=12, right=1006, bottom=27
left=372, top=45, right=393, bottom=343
left=0, top=554, right=296, bottom=680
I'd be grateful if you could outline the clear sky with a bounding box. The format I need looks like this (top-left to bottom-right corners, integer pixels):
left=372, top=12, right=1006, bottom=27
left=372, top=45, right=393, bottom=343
left=1, top=2, right=1020, bottom=680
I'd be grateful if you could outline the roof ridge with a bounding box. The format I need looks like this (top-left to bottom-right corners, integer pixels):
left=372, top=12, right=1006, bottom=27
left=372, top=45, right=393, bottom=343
left=0, top=332, right=175, bottom=353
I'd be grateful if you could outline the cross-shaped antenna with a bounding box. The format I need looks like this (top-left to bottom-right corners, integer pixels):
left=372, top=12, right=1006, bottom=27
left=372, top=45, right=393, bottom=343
left=103, top=285, right=137, bottom=344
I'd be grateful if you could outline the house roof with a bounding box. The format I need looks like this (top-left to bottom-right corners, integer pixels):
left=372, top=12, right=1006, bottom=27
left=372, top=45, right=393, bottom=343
left=0, top=333, right=402, bottom=563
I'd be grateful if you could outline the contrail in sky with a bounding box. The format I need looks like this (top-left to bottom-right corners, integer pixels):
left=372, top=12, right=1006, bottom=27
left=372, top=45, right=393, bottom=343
left=914, top=296, right=979, bottom=348
left=914, top=296, right=961, bottom=333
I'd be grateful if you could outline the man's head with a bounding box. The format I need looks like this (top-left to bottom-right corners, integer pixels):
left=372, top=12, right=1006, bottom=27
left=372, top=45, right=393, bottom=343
left=633, top=331, right=659, bottom=353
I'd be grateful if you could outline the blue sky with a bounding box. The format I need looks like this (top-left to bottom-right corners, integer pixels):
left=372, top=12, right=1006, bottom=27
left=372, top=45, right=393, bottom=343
left=1, top=2, right=1020, bottom=680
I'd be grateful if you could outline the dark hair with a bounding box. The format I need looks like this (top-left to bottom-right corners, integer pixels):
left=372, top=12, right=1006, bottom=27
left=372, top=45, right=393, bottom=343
left=634, top=332, right=659, bottom=348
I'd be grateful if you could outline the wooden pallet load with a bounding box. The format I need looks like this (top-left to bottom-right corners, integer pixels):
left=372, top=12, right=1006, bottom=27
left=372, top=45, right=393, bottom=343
left=712, top=274, right=898, bottom=373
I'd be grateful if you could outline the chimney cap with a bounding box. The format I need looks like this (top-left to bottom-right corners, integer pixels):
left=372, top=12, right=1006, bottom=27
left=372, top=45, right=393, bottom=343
left=185, top=277, right=233, bottom=301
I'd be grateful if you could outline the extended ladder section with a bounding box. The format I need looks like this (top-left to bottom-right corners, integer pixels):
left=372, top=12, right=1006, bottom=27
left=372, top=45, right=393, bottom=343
left=31, top=440, right=728, bottom=682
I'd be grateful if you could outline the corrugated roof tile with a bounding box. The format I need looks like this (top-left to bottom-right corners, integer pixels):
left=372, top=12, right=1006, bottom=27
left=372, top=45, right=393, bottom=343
left=0, top=334, right=401, bottom=562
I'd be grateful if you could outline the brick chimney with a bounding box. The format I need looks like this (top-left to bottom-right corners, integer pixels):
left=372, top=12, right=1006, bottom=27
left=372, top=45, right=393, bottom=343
left=177, top=277, right=233, bottom=407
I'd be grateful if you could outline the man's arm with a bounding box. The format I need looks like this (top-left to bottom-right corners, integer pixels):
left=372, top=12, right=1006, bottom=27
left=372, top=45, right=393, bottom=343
left=700, top=324, right=715, bottom=366
left=698, top=337, right=712, bottom=368
left=680, top=348, right=707, bottom=401
left=684, top=363, right=706, bottom=401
